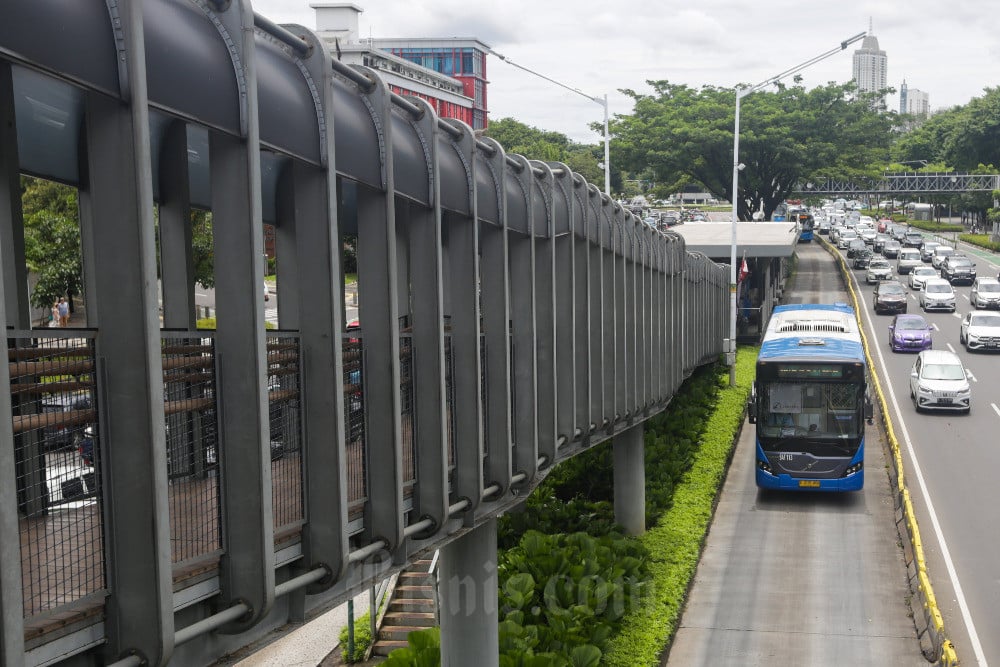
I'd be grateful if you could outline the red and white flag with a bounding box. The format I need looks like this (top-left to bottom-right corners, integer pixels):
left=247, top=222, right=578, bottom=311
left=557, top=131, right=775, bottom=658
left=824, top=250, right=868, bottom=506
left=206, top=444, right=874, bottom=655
left=738, top=256, right=750, bottom=283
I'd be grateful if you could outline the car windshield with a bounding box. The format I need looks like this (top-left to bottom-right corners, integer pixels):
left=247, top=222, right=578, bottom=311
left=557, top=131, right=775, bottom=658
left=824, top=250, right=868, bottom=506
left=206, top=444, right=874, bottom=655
left=926, top=284, right=952, bottom=294
left=870, top=260, right=889, bottom=269
left=936, top=249, right=954, bottom=257
left=978, top=283, right=1000, bottom=293
left=914, top=268, right=936, bottom=275
left=950, top=258, right=972, bottom=267
left=897, top=318, right=928, bottom=330
left=922, top=363, right=966, bottom=381
left=970, top=314, right=1000, bottom=327
left=880, top=284, right=905, bottom=295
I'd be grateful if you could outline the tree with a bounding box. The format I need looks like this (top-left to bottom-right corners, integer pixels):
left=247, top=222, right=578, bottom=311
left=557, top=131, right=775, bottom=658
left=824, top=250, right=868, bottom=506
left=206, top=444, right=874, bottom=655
left=610, top=81, right=895, bottom=220
left=21, top=177, right=82, bottom=310
left=485, top=118, right=606, bottom=185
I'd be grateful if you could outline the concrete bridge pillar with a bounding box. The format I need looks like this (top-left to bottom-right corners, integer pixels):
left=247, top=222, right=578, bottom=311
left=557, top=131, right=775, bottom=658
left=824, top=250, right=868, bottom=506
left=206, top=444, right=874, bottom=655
left=438, top=518, right=499, bottom=667
left=614, top=423, right=646, bottom=536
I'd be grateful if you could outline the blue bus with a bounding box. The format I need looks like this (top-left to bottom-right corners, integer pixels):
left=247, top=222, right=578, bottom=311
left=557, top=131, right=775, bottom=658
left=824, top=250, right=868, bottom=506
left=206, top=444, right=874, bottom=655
left=748, top=304, right=872, bottom=491
left=794, top=212, right=815, bottom=242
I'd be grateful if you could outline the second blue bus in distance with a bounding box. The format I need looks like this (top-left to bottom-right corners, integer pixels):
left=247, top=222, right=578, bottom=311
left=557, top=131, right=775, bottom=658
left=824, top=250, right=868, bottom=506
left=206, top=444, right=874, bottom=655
left=748, top=303, right=872, bottom=491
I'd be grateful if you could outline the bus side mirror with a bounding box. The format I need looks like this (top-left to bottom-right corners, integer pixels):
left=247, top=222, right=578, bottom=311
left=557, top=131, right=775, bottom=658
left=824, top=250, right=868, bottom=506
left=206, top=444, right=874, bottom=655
left=864, top=395, right=874, bottom=424
left=747, top=385, right=758, bottom=424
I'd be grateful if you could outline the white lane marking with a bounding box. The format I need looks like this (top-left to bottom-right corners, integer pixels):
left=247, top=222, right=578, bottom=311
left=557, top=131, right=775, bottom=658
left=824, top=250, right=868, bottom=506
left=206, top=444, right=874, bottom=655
left=967, top=369, right=977, bottom=383
left=850, top=264, right=989, bottom=667
left=992, top=403, right=1000, bottom=419
left=946, top=342, right=956, bottom=353
left=962, top=293, right=970, bottom=301
left=953, top=312, right=962, bottom=319
left=932, top=322, right=940, bottom=331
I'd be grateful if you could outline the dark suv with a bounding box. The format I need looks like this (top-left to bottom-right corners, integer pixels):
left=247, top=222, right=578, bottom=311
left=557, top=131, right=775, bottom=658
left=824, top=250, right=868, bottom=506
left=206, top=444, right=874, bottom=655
left=903, top=231, right=924, bottom=248
left=940, top=255, right=977, bottom=285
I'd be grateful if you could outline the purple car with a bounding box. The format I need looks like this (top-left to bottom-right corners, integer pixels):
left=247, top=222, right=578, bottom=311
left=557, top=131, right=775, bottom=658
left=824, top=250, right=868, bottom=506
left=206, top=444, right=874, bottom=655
left=888, top=314, right=933, bottom=352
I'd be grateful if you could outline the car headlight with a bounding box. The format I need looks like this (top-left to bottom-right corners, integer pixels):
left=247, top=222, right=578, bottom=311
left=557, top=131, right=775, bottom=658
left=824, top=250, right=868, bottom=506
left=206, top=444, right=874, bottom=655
left=918, top=383, right=933, bottom=393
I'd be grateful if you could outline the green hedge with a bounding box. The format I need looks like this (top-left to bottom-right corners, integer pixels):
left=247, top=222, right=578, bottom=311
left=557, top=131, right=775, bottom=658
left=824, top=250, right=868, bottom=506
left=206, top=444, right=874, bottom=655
left=602, top=347, right=756, bottom=666
left=958, top=233, right=1000, bottom=252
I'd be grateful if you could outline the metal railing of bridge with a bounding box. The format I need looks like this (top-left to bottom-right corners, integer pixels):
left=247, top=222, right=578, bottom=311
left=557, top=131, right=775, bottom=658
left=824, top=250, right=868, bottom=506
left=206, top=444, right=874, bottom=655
left=0, top=2, right=729, bottom=665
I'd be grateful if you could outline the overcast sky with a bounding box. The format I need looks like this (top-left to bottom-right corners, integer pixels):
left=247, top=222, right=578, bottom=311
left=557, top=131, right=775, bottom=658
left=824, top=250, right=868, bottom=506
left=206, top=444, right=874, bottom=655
left=252, top=0, right=998, bottom=144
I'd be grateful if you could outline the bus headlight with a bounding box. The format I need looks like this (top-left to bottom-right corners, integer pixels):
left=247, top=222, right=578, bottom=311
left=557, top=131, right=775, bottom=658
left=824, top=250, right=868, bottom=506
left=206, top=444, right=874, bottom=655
left=757, top=460, right=773, bottom=474
left=844, top=462, right=863, bottom=476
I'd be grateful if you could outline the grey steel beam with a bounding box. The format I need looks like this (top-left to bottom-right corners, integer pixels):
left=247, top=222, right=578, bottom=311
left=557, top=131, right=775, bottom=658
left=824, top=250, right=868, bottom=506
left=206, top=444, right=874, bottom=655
left=506, top=154, right=538, bottom=487
left=602, top=199, right=616, bottom=429
left=158, top=119, right=196, bottom=330
left=0, top=63, right=29, bottom=328
left=210, top=124, right=277, bottom=632
left=530, top=162, right=557, bottom=467
left=571, top=176, right=591, bottom=441
left=477, top=138, right=513, bottom=502
left=404, top=96, right=449, bottom=539
left=354, top=70, right=405, bottom=554
left=441, top=119, right=484, bottom=518
left=587, top=185, right=604, bottom=428
left=284, top=156, right=349, bottom=589
left=269, top=22, right=350, bottom=593
left=207, top=1, right=275, bottom=631
left=0, top=59, right=24, bottom=667
left=548, top=164, right=576, bottom=447
left=78, top=16, right=174, bottom=663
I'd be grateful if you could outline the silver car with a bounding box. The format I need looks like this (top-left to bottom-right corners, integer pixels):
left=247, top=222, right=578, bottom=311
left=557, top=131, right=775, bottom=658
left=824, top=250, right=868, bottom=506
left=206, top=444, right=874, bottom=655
left=960, top=310, right=1000, bottom=351
left=909, top=349, right=970, bottom=413
left=896, top=248, right=922, bottom=274
left=919, top=241, right=940, bottom=263
left=919, top=278, right=956, bottom=312
left=866, top=258, right=893, bottom=283
left=930, top=245, right=955, bottom=269
left=970, top=277, right=1000, bottom=309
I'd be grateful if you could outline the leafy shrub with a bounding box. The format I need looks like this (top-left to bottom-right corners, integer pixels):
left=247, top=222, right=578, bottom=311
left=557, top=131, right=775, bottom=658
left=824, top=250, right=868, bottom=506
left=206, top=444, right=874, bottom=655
left=497, top=530, right=650, bottom=662
left=384, top=627, right=441, bottom=666
left=338, top=611, right=373, bottom=662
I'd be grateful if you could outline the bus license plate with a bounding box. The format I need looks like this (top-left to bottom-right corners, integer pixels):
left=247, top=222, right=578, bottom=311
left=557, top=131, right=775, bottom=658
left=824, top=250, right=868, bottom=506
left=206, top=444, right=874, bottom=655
left=799, top=480, right=821, bottom=488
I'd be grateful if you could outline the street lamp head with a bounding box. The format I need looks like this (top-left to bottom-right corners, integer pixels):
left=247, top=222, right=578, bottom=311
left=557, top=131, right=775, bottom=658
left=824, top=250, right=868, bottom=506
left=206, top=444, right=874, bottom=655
left=737, top=163, right=746, bottom=171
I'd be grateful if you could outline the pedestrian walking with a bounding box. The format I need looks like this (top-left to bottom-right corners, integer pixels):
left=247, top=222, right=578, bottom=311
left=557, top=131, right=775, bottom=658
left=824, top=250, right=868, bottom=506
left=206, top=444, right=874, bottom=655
left=57, top=297, right=69, bottom=327
left=50, top=300, right=60, bottom=328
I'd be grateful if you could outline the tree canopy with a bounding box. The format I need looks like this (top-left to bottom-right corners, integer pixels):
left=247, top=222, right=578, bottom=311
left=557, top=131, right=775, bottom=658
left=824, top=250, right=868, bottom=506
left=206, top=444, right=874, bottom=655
left=610, top=81, right=895, bottom=220
left=484, top=118, right=607, bottom=187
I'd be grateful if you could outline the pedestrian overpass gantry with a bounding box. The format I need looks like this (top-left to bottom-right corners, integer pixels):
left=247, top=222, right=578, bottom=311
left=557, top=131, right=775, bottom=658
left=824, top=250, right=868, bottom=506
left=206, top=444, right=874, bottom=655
left=795, top=172, right=1000, bottom=196
left=0, top=2, right=729, bottom=665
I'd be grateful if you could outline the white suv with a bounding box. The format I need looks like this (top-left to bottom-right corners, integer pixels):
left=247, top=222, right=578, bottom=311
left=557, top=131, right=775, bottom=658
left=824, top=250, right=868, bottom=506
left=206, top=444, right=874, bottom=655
left=909, top=349, right=970, bottom=413
left=970, top=277, right=1000, bottom=309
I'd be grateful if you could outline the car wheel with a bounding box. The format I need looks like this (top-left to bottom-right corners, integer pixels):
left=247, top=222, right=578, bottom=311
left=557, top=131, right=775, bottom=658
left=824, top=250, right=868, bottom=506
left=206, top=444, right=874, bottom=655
left=902, top=306, right=907, bottom=313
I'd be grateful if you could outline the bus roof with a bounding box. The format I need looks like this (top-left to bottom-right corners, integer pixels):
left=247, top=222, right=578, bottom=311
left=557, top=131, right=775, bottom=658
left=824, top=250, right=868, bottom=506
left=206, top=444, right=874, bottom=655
left=759, top=303, right=864, bottom=363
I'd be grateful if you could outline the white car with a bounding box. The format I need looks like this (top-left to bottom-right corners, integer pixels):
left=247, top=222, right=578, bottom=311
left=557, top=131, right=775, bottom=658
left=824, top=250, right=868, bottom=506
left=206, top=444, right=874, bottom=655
left=919, top=278, right=955, bottom=312
left=908, top=266, right=938, bottom=291
left=865, top=258, right=893, bottom=283
left=919, top=241, right=940, bottom=263
left=959, top=310, right=1000, bottom=351
left=970, top=277, right=1000, bottom=309
left=930, top=245, right=955, bottom=269
left=909, top=349, right=970, bottom=413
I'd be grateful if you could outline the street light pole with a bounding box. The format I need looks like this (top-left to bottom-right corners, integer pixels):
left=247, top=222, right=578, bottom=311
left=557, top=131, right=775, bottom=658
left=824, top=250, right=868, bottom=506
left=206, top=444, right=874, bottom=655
left=728, top=30, right=866, bottom=386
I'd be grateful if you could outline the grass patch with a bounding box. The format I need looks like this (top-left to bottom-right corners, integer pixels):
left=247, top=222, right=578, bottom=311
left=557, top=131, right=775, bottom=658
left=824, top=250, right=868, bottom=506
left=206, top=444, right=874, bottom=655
left=196, top=317, right=275, bottom=330
left=602, top=346, right=756, bottom=666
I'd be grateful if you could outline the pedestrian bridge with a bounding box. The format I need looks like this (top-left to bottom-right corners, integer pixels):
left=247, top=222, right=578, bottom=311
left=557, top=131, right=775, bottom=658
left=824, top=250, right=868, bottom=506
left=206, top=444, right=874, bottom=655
left=0, top=2, right=728, bottom=665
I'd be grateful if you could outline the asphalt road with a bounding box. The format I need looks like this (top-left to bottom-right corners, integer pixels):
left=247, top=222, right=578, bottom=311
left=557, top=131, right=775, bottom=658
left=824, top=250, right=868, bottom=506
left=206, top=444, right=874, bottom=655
left=840, top=231, right=1000, bottom=667
left=666, top=241, right=924, bottom=666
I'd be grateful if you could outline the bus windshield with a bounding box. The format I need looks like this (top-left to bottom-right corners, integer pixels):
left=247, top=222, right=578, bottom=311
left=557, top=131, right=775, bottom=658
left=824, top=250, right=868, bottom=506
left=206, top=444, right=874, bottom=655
left=757, top=381, right=863, bottom=453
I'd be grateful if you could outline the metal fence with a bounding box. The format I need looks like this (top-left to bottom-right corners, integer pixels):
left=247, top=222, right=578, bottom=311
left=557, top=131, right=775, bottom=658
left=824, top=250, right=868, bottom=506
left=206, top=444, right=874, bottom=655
left=8, top=331, right=104, bottom=623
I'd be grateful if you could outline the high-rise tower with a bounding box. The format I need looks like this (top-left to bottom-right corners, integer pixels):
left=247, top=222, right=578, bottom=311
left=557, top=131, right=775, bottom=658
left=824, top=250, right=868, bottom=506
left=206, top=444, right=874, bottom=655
left=852, top=18, right=887, bottom=108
